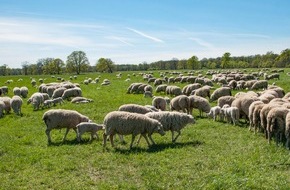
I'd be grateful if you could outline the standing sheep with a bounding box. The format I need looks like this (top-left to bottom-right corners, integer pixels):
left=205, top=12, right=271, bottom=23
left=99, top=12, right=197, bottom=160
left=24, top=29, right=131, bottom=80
left=13, top=87, right=21, bottom=96
left=10, top=95, right=23, bottom=116
left=0, top=100, right=5, bottom=118
left=170, top=95, right=190, bottom=114
left=76, top=122, right=104, bottom=142
left=152, top=96, right=168, bottom=111
left=42, top=109, right=91, bottom=143
left=62, top=87, right=82, bottom=100
left=0, top=96, right=11, bottom=114
left=102, top=111, right=165, bottom=149
left=210, top=87, right=232, bottom=102
left=217, top=96, right=236, bottom=108
left=188, top=95, right=211, bottom=117
left=207, top=106, right=221, bottom=121
left=221, top=106, right=240, bottom=125
left=27, top=92, right=44, bottom=110
left=285, top=112, right=290, bottom=149
left=20, top=86, right=29, bottom=98
left=145, top=111, right=195, bottom=142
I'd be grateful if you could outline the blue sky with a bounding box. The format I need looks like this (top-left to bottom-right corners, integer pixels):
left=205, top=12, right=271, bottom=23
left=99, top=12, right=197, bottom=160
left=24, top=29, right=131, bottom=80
left=0, top=0, right=290, bottom=68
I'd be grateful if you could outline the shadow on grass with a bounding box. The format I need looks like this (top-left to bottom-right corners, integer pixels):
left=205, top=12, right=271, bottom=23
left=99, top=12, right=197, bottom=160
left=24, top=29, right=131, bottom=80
left=113, top=140, right=204, bottom=154
left=47, top=138, right=101, bottom=146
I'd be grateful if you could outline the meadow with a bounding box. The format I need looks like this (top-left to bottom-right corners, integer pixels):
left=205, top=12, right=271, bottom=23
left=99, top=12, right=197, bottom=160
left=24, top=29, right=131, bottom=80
left=0, top=69, right=289, bottom=190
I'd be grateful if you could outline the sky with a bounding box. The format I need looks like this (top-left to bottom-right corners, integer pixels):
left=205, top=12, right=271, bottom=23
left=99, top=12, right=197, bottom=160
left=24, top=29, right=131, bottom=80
left=0, top=0, right=290, bottom=68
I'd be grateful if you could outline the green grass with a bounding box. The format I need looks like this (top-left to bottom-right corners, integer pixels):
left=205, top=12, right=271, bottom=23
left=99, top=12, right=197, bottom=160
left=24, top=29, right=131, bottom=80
left=0, top=70, right=290, bottom=189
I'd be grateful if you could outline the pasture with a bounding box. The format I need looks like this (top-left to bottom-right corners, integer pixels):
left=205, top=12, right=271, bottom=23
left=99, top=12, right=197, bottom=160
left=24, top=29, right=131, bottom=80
left=0, top=70, right=289, bottom=190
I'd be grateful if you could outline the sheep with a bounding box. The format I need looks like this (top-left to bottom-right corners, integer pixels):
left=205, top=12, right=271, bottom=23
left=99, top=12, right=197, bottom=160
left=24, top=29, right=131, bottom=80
left=144, top=91, right=153, bottom=98
left=210, top=87, right=232, bottom=102
left=217, top=96, right=236, bottom=108
left=52, top=97, right=64, bottom=106
left=27, top=92, right=44, bottom=110
left=221, top=106, right=240, bottom=125
left=20, top=86, right=29, bottom=98
left=268, top=86, right=285, bottom=98
left=51, top=87, right=66, bottom=99
left=102, top=111, right=165, bottom=149
left=170, top=95, right=190, bottom=114
left=42, top=109, right=91, bottom=143
left=71, top=97, right=93, bottom=104
left=248, top=101, right=264, bottom=133
left=285, top=112, right=290, bottom=149
left=188, top=95, right=211, bottom=117
left=191, top=85, right=211, bottom=99
left=46, top=86, right=56, bottom=97
left=145, top=111, right=195, bottom=142
left=76, top=122, right=104, bottom=142
left=62, top=87, right=82, bottom=100
left=165, top=86, right=182, bottom=96
left=10, top=95, right=23, bottom=116
left=266, top=107, right=289, bottom=145
left=43, top=99, right=53, bottom=108
left=207, top=106, right=221, bottom=121
left=13, top=87, right=21, bottom=96
left=118, top=104, right=153, bottom=114
left=0, top=100, right=5, bottom=118
left=182, top=83, right=201, bottom=96
left=251, top=80, right=268, bottom=90
left=101, top=79, right=110, bottom=85
left=0, top=96, right=11, bottom=114
left=41, top=93, right=50, bottom=101
left=31, top=79, right=36, bottom=87
left=152, top=96, right=168, bottom=111
left=127, top=83, right=143, bottom=94
left=0, top=86, right=8, bottom=95
left=155, top=84, right=168, bottom=94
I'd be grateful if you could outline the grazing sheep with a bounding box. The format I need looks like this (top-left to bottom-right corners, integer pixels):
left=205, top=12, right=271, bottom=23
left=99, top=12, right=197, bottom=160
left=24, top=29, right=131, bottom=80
left=52, top=87, right=66, bottom=99
left=152, top=96, right=168, bottom=111
left=31, top=79, right=36, bottom=87
left=188, top=95, right=211, bottom=117
left=145, top=111, right=195, bottom=142
left=42, top=109, right=91, bottom=143
left=207, top=106, right=221, bottom=121
left=10, top=95, right=23, bottom=115
left=182, top=83, right=202, bottom=96
left=0, top=96, right=11, bottom=114
left=248, top=101, right=264, bottom=133
left=43, top=99, right=54, bottom=108
left=62, top=87, right=82, bottom=100
left=144, top=91, right=153, bottom=98
left=166, top=85, right=182, bottom=96
left=102, top=111, right=165, bottom=149
left=46, top=86, right=56, bottom=97
left=118, top=104, right=153, bottom=114
left=170, top=95, right=190, bottom=114
left=285, top=112, right=290, bottom=149
left=0, top=100, right=5, bottom=118
left=217, top=96, right=236, bottom=108
left=266, top=107, right=289, bottom=145
left=156, top=84, right=168, bottom=94
left=76, top=122, right=104, bottom=142
left=0, top=86, right=8, bottom=95
left=221, top=106, right=240, bottom=125
left=27, top=92, right=44, bottom=110
left=41, top=93, right=50, bottom=101
left=127, top=83, right=143, bottom=94
left=19, top=86, right=28, bottom=98
left=191, top=85, right=211, bottom=99
left=71, top=97, right=93, bottom=104
left=13, top=87, right=21, bottom=96
left=52, top=97, right=64, bottom=106
left=251, top=80, right=268, bottom=90
left=210, top=87, right=232, bottom=102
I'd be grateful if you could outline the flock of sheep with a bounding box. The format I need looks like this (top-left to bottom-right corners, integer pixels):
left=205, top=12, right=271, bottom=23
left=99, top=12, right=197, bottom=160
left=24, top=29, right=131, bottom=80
left=1, top=68, right=290, bottom=150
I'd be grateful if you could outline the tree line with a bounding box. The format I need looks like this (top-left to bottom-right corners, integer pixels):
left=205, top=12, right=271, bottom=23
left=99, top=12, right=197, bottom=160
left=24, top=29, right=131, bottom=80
left=0, top=49, right=290, bottom=76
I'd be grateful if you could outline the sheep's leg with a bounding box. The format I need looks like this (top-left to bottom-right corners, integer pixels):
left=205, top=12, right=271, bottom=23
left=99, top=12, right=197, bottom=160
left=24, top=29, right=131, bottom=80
left=286, top=138, right=290, bottom=150
left=45, top=129, right=52, bottom=144
left=77, top=132, right=82, bottom=142
left=62, top=128, right=70, bottom=142
left=109, top=134, right=115, bottom=147
left=143, top=134, right=152, bottom=146
left=148, top=134, right=155, bottom=145
left=118, top=134, right=125, bottom=144
left=102, top=133, right=107, bottom=148
left=136, top=134, right=143, bottom=145
left=130, top=135, right=136, bottom=149
left=171, top=131, right=175, bottom=142
left=173, top=130, right=181, bottom=143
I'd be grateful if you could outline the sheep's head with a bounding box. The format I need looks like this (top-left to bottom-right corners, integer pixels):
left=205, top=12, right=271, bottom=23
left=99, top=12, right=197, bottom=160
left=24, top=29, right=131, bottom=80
left=154, top=121, right=165, bottom=136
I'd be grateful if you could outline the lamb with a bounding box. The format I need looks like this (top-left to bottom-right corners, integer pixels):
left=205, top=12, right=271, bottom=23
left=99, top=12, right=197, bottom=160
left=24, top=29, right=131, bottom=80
left=170, top=95, right=190, bottom=114
left=145, top=111, right=195, bottom=142
left=10, top=95, right=23, bottom=116
left=207, top=106, right=221, bottom=121
left=118, top=104, right=154, bottom=114
left=62, top=87, right=82, bottom=100
left=0, top=100, right=5, bottom=118
left=20, top=86, right=29, bottom=98
left=43, top=99, right=54, bottom=108
left=71, top=97, right=93, bottom=104
left=266, top=107, right=289, bottom=145
left=13, top=87, right=21, bottom=96
left=76, top=122, right=104, bottom=142
left=0, top=96, right=11, bottom=114
left=102, top=111, right=165, bottom=149
left=152, top=96, right=168, bottom=111
left=27, top=92, right=44, bottom=110
left=210, top=87, right=232, bottom=102
left=217, top=96, right=236, bottom=108
left=220, top=105, right=240, bottom=125
left=188, top=95, right=211, bottom=117
left=51, top=97, right=64, bottom=106
left=42, top=109, right=91, bottom=143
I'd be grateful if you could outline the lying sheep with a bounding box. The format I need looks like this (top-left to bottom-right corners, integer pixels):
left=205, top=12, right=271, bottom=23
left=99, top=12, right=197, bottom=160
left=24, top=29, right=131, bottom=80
left=118, top=104, right=153, bottom=114
left=27, top=92, right=44, bottom=110
left=210, top=87, right=232, bottom=102
left=20, top=86, right=29, bottom=98
left=207, top=106, right=221, bottom=121
left=76, top=122, right=103, bottom=142
left=62, top=87, right=82, bottom=100
left=188, top=95, right=211, bottom=117
left=145, top=111, right=195, bottom=142
left=102, top=111, right=165, bottom=149
left=170, top=95, right=190, bottom=114
left=71, top=97, right=93, bottom=104
left=152, top=96, right=168, bottom=111
left=42, top=109, right=91, bottom=143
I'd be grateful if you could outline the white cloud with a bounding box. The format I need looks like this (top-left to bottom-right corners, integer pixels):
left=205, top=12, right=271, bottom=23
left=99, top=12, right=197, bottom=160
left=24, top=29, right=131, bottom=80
left=127, top=27, right=164, bottom=43
left=189, top=37, right=215, bottom=50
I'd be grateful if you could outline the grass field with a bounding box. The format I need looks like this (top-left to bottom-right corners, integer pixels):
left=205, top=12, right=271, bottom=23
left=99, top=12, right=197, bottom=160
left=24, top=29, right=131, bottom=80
left=0, top=70, right=289, bottom=190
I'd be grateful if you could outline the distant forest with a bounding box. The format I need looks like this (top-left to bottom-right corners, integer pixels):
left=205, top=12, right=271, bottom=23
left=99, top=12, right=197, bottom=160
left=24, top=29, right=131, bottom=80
left=1, top=48, right=290, bottom=76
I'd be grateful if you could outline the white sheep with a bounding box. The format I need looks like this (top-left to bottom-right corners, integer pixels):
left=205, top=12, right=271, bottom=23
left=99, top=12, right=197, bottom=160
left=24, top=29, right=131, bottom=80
left=13, top=87, right=21, bottom=96
left=152, top=96, right=167, bottom=111
left=145, top=111, right=195, bottom=142
left=76, top=122, right=104, bottom=142
left=20, top=86, right=29, bottom=98
left=62, top=87, right=82, bottom=100
left=191, top=85, right=211, bottom=99
left=170, top=95, right=190, bottom=114
left=0, top=96, right=11, bottom=114
left=210, top=87, right=232, bottom=102
left=10, top=95, right=23, bottom=116
left=207, top=106, right=221, bottom=121
left=155, top=84, right=168, bottom=93
left=248, top=101, right=264, bottom=133
left=43, top=99, right=53, bottom=108
left=188, top=95, right=211, bottom=117
left=118, top=104, right=153, bottom=114
left=51, top=87, right=66, bottom=99
left=144, top=91, right=153, bottom=98
left=27, top=92, right=44, bottom=110
left=71, top=97, right=93, bottom=104
left=217, top=96, right=236, bottom=108
left=221, top=106, right=240, bottom=125
left=251, top=80, right=268, bottom=90
left=0, top=100, right=5, bottom=118
left=285, top=112, right=290, bottom=149
left=102, top=111, right=165, bottom=149
left=52, top=97, right=64, bottom=106
left=42, top=109, right=91, bottom=143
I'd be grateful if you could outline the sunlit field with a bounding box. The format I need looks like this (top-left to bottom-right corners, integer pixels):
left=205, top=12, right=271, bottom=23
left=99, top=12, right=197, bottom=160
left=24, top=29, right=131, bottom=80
left=0, top=69, right=289, bottom=189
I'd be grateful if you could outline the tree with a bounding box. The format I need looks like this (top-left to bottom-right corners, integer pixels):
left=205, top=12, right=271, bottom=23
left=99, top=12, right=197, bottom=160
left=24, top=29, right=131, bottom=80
left=177, top=59, right=187, bottom=69
left=275, top=49, right=290, bottom=68
left=221, top=52, right=231, bottom=69
left=22, top=62, right=29, bottom=75
left=187, top=55, right=200, bottom=70
left=66, top=51, right=90, bottom=74
left=96, top=58, right=116, bottom=73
